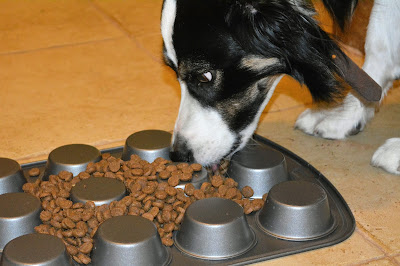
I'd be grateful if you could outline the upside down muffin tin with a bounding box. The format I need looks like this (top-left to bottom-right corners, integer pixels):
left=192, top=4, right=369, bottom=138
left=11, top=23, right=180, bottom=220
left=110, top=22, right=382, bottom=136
left=0, top=130, right=355, bottom=265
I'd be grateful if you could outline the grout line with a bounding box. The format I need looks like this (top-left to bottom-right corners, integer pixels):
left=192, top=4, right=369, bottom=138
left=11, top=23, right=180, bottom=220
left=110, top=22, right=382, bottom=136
left=89, top=0, right=163, bottom=64
left=344, top=226, right=395, bottom=266
left=17, top=153, right=49, bottom=164
left=16, top=139, right=127, bottom=164
left=264, top=103, right=312, bottom=113
left=388, top=256, right=400, bottom=266
left=90, top=139, right=125, bottom=149
left=345, top=255, right=387, bottom=266
left=0, top=36, right=124, bottom=56
left=89, top=1, right=133, bottom=39
left=355, top=223, right=392, bottom=255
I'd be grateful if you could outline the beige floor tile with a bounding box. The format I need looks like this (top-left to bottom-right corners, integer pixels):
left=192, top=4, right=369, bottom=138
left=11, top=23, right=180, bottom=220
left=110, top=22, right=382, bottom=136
left=265, top=75, right=313, bottom=113
left=93, top=0, right=162, bottom=38
left=359, top=258, right=398, bottom=266
left=92, top=0, right=164, bottom=62
left=0, top=37, right=180, bottom=163
left=251, top=230, right=384, bottom=265
left=134, top=33, right=164, bottom=63
left=0, top=0, right=123, bottom=54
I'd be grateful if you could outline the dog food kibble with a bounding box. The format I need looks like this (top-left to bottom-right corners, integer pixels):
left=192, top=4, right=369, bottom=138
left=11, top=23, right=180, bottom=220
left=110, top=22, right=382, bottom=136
left=224, top=177, right=238, bottom=188
left=210, top=175, right=224, bottom=187
left=177, top=163, right=189, bottom=169
left=161, top=236, right=174, bottom=247
left=28, top=167, right=40, bottom=177
left=184, top=183, right=195, bottom=196
left=190, top=163, right=202, bottom=172
left=262, top=193, right=268, bottom=201
left=168, top=175, right=180, bottom=187
left=241, top=186, right=254, bottom=198
left=22, top=155, right=264, bottom=265
left=180, top=172, right=192, bottom=181
left=159, top=170, right=170, bottom=179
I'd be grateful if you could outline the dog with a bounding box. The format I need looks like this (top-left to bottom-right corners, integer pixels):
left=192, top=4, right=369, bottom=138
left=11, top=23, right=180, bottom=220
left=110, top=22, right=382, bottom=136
left=160, top=0, right=400, bottom=175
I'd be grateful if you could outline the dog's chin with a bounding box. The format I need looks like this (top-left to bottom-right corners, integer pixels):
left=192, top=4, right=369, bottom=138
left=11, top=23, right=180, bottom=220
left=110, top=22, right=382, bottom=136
left=206, top=158, right=231, bottom=176
left=203, top=142, right=244, bottom=176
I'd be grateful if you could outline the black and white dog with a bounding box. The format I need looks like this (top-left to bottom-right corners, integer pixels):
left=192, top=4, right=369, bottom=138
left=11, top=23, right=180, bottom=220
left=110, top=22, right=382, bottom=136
left=161, top=0, right=400, bottom=175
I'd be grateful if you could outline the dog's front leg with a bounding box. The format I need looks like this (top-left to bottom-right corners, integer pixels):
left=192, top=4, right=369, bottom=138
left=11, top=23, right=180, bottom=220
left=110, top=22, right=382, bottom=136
left=295, top=0, right=399, bottom=140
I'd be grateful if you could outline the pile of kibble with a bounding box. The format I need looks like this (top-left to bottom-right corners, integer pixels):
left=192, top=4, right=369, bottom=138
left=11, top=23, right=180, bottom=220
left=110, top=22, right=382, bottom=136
left=23, top=154, right=266, bottom=265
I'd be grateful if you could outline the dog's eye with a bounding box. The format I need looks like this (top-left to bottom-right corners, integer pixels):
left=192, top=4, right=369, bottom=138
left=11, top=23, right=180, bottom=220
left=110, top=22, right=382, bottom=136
left=196, top=72, right=213, bottom=83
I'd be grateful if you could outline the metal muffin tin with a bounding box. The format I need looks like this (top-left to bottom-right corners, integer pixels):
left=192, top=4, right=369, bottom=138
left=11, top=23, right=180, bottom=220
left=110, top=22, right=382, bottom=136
left=175, top=197, right=256, bottom=260
left=70, top=177, right=127, bottom=206
left=0, top=131, right=355, bottom=265
left=1, top=233, right=72, bottom=266
left=0, top=158, right=26, bottom=194
left=91, top=215, right=171, bottom=266
left=121, top=130, right=172, bottom=162
left=0, top=193, right=42, bottom=251
left=42, top=144, right=101, bottom=180
left=227, top=140, right=289, bottom=198
left=256, top=180, right=337, bottom=241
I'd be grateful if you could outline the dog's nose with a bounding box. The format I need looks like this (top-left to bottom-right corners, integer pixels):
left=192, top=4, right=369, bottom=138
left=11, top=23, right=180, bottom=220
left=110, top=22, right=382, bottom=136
left=170, top=134, right=194, bottom=162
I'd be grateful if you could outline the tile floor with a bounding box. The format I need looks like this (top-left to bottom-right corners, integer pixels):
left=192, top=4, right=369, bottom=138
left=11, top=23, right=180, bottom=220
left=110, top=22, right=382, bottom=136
left=0, top=0, right=399, bottom=265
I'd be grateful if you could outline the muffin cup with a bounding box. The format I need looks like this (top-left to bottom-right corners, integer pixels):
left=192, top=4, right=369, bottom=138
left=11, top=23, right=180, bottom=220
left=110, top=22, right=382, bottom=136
left=256, top=180, right=337, bottom=241
left=174, top=197, right=256, bottom=260
left=43, top=144, right=101, bottom=179
left=0, top=158, right=26, bottom=195
left=121, top=130, right=172, bottom=162
left=227, top=140, right=289, bottom=198
left=70, top=177, right=126, bottom=206
left=91, top=215, right=171, bottom=266
left=0, top=193, right=41, bottom=251
left=0, top=233, right=72, bottom=266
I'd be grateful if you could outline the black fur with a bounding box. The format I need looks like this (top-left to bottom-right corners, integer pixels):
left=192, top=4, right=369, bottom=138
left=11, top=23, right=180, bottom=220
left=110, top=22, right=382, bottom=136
left=322, top=0, right=359, bottom=29
left=225, top=0, right=347, bottom=102
left=163, top=0, right=351, bottom=134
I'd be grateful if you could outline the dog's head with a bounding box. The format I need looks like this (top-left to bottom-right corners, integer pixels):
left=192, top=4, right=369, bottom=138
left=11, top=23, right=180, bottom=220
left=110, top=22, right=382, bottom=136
left=160, top=0, right=349, bottom=166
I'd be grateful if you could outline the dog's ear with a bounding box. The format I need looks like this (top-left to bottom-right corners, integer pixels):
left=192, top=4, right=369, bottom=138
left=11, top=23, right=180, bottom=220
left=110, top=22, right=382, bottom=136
left=225, top=0, right=381, bottom=103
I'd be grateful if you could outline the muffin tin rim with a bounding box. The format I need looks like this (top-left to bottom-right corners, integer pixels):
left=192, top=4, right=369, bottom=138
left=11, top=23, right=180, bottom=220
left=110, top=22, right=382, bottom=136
left=254, top=209, right=339, bottom=241
left=173, top=227, right=257, bottom=261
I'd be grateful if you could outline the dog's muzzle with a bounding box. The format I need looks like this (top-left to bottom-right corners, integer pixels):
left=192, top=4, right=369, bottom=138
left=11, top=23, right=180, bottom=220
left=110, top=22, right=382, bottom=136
left=170, top=134, right=194, bottom=162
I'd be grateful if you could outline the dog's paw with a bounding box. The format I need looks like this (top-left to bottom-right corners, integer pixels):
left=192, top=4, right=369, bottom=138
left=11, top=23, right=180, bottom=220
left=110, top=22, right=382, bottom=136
left=371, top=138, right=400, bottom=175
left=295, top=94, right=374, bottom=139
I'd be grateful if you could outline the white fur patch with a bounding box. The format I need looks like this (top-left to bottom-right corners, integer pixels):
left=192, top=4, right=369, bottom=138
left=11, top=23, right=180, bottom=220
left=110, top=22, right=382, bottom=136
left=363, top=0, right=400, bottom=92
left=173, top=80, right=236, bottom=165
left=295, top=0, right=400, bottom=146
left=288, top=0, right=315, bottom=17
left=295, top=93, right=375, bottom=139
left=173, top=75, right=283, bottom=165
left=371, top=138, right=400, bottom=175
left=240, top=56, right=279, bottom=72
left=161, top=0, right=178, bottom=67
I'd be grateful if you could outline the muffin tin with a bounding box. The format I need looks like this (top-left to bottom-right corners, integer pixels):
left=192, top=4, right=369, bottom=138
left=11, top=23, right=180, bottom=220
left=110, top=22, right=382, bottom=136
left=91, top=215, right=171, bottom=265
left=70, top=177, right=127, bottom=206
left=227, top=139, right=289, bottom=198
left=174, top=198, right=256, bottom=260
left=42, top=144, right=101, bottom=180
left=0, top=130, right=355, bottom=265
left=1, top=234, right=72, bottom=266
